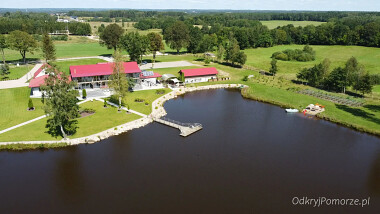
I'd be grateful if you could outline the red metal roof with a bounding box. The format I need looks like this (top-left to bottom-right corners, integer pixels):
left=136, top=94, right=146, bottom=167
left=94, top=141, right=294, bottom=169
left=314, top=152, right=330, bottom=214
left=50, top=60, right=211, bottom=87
left=70, top=62, right=141, bottom=78
left=33, top=64, right=51, bottom=78
left=29, top=75, right=48, bottom=88
left=29, top=74, right=72, bottom=88
left=179, top=67, right=218, bottom=77
left=140, top=72, right=162, bottom=79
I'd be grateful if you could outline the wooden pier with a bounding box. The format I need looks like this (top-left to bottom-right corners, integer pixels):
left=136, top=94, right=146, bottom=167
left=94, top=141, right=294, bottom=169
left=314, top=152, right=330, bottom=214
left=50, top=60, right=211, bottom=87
left=153, top=117, right=202, bottom=137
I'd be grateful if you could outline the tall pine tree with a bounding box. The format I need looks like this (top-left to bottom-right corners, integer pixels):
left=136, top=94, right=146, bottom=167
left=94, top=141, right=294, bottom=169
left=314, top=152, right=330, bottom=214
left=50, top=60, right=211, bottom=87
left=42, top=32, right=56, bottom=62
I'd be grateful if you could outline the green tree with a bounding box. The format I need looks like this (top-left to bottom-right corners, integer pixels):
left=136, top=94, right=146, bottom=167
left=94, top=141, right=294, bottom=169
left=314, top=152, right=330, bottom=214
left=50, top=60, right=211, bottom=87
left=224, top=38, right=239, bottom=64
left=7, top=30, right=38, bottom=63
left=343, top=56, right=359, bottom=94
left=28, top=98, right=34, bottom=110
left=82, top=88, right=87, bottom=99
left=269, top=58, right=278, bottom=77
left=109, top=51, right=129, bottom=110
left=352, top=71, right=373, bottom=95
left=216, top=45, right=225, bottom=62
left=147, top=32, right=164, bottom=67
left=41, top=65, right=79, bottom=139
left=324, top=67, right=346, bottom=92
left=120, top=32, right=150, bottom=63
left=42, top=32, right=56, bottom=62
left=164, top=21, right=190, bottom=54
left=187, top=26, right=203, bottom=53
left=99, top=23, right=124, bottom=51
left=198, top=34, right=217, bottom=53
left=0, top=34, right=8, bottom=65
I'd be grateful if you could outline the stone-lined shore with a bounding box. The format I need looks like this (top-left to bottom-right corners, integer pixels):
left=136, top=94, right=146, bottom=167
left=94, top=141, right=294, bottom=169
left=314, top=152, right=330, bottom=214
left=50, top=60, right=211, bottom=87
left=0, top=84, right=245, bottom=147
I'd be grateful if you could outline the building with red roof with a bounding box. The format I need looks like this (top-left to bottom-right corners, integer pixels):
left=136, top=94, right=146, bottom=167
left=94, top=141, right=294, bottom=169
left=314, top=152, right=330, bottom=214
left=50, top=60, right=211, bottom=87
left=69, top=62, right=142, bottom=89
left=29, top=64, right=71, bottom=97
left=179, top=67, right=218, bottom=84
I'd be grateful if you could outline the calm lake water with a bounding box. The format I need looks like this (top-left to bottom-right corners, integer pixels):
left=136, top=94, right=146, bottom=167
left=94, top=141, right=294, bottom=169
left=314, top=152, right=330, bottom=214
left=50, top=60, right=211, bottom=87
left=1, top=89, right=379, bottom=214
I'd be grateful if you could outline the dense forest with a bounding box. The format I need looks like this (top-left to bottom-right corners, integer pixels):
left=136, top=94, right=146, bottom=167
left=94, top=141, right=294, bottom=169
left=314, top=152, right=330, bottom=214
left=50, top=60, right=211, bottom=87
left=133, top=13, right=380, bottom=48
left=0, top=12, right=91, bottom=35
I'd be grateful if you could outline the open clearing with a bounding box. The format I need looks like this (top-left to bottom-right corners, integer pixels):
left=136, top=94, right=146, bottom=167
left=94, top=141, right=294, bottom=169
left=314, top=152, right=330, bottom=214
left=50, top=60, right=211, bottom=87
left=243, top=45, right=380, bottom=79
left=260, top=20, right=325, bottom=29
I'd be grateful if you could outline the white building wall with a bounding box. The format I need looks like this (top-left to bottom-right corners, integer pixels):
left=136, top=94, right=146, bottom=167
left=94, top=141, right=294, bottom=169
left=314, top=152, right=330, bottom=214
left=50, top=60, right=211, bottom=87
left=184, top=75, right=216, bottom=84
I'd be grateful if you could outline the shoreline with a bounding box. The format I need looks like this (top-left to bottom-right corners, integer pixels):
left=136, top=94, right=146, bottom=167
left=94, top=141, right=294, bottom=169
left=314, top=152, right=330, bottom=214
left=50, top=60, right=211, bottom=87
left=0, top=84, right=245, bottom=149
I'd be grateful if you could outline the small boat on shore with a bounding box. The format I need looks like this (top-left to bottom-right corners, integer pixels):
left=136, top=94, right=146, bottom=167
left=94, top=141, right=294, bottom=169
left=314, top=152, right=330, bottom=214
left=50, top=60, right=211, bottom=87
left=285, top=108, right=299, bottom=113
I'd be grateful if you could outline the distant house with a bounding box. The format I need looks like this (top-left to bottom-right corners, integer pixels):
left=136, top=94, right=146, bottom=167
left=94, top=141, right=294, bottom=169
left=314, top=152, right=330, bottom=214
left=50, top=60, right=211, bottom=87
left=179, top=67, right=218, bottom=84
left=29, top=64, right=71, bottom=97
left=69, top=62, right=142, bottom=89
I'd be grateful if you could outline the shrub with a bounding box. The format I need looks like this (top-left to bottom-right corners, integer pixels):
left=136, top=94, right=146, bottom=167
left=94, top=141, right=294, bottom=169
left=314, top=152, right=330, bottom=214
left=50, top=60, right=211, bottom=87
left=242, top=76, right=248, bottom=81
left=134, top=98, right=145, bottom=102
left=145, top=101, right=149, bottom=106
left=204, top=58, right=211, bottom=65
left=82, top=89, right=87, bottom=99
left=79, top=108, right=96, bottom=114
left=104, top=98, right=107, bottom=107
left=28, top=98, right=34, bottom=110
left=156, top=89, right=165, bottom=94
left=109, top=95, right=125, bottom=106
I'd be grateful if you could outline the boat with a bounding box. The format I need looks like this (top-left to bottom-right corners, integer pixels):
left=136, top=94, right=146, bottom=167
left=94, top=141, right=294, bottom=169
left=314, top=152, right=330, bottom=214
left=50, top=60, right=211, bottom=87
left=285, top=108, right=299, bottom=113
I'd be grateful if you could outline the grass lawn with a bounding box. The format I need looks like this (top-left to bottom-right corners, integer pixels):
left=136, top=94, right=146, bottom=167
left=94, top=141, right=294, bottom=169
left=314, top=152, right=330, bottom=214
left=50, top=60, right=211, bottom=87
left=0, top=100, right=141, bottom=142
left=0, top=87, right=44, bottom=130
left=55, top=58, right=107, bottom=75
left=260, top=20, right=325, bottom=29
left=123, top=88, right=172, bottom=115
left=1, top=64, right=34, bottom=80
left=3, top=36, right=113, bottom=62
left=243, top=45, right=380, bottom=79
left=151, top=66, right=200, bottom=77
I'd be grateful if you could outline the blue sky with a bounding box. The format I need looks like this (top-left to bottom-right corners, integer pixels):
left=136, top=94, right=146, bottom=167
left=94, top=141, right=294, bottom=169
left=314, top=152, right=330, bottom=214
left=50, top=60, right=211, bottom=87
left=2, top=0, right=380, bottom=11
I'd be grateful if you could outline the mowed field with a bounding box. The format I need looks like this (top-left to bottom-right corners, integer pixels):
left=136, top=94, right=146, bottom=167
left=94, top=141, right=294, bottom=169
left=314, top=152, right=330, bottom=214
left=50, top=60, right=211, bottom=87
left=260, top=20, right=325, bottom=29
left=243, top=45, right=380, bottom=79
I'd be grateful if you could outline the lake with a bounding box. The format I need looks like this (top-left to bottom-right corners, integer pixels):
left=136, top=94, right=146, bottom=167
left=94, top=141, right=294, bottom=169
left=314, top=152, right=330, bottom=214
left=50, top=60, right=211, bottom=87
left=0, top=89, right=379, bottom=214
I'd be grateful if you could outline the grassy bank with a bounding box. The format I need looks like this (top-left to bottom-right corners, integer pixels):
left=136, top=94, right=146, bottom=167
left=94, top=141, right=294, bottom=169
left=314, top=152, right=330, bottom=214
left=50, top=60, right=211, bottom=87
left=0, top=101, right=141, bottom=142
left=0, top=142, right=69, bottom=151
left=123, top=88, right=172, bottom=115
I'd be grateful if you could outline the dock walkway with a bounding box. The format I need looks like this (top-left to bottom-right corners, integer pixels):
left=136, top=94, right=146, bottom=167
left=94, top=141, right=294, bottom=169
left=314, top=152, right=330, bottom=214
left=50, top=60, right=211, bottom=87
left=153, top=117, right=202, bottom=137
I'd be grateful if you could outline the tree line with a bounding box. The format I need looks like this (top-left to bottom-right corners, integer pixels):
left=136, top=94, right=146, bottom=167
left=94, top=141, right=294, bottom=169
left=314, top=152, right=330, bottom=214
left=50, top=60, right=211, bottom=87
left=134, top=15, right=380, bottom=49
left=0, top=12, right=91, bottom=35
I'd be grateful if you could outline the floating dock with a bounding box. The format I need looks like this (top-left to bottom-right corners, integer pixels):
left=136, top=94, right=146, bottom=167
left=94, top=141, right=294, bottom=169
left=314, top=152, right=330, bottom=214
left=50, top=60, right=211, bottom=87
left=153, top=117, right=202, bottom=137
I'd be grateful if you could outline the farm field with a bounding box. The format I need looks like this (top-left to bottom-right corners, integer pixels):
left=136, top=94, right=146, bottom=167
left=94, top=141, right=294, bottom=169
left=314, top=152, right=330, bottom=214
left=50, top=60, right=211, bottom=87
left=260, top=20, right=325, bottom=29
left=243, top=45, right=380, bottom=79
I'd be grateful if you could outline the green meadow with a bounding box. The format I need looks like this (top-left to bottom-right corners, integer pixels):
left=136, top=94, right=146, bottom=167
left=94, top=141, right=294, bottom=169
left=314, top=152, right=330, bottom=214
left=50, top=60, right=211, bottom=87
left=243, top=45, right=380, bottom=79
left=260, top=20, right=325, bottom=29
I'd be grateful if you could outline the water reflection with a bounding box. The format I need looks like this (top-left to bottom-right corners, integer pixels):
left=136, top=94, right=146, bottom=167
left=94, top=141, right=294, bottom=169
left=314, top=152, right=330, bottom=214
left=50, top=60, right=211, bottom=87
left=369, top=151, right=380, bottom=196
left=54, top=146, right=85, bottom=203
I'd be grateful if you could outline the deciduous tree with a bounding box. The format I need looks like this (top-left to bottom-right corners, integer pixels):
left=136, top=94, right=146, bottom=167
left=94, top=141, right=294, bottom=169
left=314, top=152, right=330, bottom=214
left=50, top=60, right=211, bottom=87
left=41, top=65, right=79, bottom=139
left=109, top=51, right=129, bottom=110
left=99, top=23, right=124, bottom=51
left=147, top=32, right=164, bottom=67
left=7, top=30, right=38, bottom=63
left=164, top=21, right=190, bottom=54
